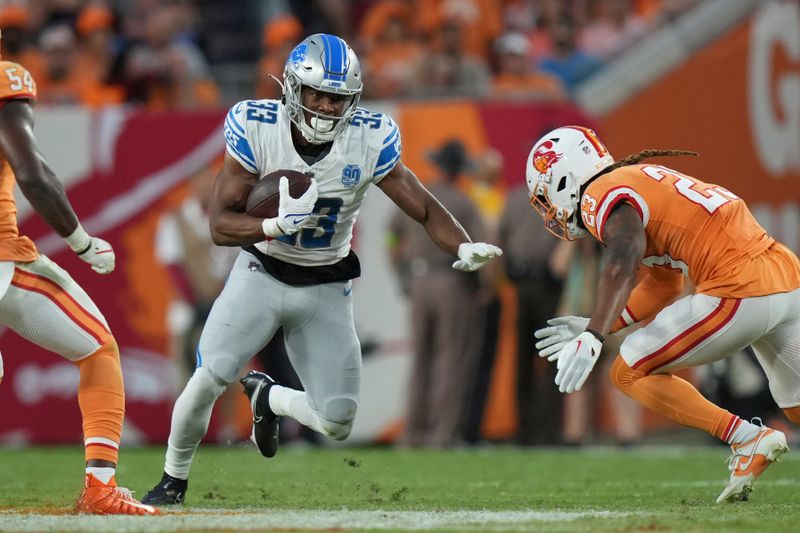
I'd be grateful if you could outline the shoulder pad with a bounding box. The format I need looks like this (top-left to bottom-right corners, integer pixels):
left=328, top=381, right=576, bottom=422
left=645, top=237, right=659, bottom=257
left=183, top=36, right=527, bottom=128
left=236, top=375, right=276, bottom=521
left=372, top=112, right=402, bottom=180
left=0, top=61, right=37, bottom=102
left=223, top=100, right=279, bottom=174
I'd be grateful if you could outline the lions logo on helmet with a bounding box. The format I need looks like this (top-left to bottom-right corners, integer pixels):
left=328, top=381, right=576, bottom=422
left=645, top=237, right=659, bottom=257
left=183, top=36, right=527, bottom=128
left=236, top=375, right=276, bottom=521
left=289, top=43, right=308, bottom=68
left=282, top=34, right=363, bottom=144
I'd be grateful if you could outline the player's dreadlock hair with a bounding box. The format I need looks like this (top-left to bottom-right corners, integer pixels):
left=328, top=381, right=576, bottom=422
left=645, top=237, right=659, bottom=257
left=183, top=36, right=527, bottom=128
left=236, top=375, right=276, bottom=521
left=601, top=149, right=698, bottom=175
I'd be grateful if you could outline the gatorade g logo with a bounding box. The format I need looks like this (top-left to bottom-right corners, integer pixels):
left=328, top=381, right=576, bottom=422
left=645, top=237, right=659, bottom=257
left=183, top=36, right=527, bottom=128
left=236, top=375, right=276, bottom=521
left=750, top=2, right=800, bottom=174
left=533, top=140, right=562, bottom=174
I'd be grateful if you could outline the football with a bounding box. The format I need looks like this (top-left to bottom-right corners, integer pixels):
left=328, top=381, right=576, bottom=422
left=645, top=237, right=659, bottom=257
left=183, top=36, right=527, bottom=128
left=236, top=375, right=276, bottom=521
left=245, top=169, right=313, bottom=218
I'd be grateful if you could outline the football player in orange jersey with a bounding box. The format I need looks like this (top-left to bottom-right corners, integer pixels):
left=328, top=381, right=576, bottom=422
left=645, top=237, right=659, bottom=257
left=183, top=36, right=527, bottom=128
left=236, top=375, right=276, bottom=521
left=527, top=126, right=800, bottom=503
left=0, top=31, right=159, bottom=515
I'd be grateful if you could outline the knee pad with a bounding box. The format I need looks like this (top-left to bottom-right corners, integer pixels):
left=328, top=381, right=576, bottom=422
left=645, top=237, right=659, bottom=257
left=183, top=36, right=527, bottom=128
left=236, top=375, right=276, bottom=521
left=784, top=406, right=800, bottom=425
left=319, top=419, right=353, bottom=441
left=319, top=397, right=358, bottom=441
left=193, top=366, right=227, bottom=397
left=203, top=354, right=241, bottom=386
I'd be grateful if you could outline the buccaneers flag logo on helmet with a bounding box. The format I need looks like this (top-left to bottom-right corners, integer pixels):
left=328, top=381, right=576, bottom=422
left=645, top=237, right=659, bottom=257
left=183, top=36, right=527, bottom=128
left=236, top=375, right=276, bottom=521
left=532, top=140, right=562, bottom=174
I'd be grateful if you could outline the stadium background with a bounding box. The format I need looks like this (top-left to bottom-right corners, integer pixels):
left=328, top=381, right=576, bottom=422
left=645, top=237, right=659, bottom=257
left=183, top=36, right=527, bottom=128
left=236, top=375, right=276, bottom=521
left=0, top=0, right=798, bottom=449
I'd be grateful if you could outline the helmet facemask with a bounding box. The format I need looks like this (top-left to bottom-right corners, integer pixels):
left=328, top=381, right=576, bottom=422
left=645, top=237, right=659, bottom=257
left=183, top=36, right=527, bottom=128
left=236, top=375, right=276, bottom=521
left=284, top=74, right=360, bottom=144
left=529, top=172, right=586, bottom=241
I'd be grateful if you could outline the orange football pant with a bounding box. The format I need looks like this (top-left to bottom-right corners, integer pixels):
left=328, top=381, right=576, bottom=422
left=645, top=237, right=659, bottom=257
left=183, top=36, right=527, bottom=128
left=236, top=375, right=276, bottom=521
left=610, top=355, right=734, bottom=440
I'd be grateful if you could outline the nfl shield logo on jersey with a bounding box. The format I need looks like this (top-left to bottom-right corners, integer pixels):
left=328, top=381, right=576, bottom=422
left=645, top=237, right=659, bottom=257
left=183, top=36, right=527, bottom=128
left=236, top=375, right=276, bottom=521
left=341, top=164, right=361, bottom=188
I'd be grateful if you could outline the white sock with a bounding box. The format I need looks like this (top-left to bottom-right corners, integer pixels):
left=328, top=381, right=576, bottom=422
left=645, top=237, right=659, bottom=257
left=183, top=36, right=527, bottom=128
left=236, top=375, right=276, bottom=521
left=726, top=416, right=761, bottom=445
left=165, top=368, right=225, bottom=479
left=86, top=467, right=115, bottom=485
left=269, top=384, right=325, bottom=434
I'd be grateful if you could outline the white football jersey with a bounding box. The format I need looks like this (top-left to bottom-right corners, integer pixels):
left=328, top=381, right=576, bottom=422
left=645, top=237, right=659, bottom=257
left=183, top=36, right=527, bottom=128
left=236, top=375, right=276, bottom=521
left=224, top=99, right=402, bottom=266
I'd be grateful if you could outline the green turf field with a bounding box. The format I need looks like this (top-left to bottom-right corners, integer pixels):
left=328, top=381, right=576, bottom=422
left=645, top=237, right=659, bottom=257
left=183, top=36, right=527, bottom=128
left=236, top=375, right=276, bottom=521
left=0, top=444, right=798, bottom=532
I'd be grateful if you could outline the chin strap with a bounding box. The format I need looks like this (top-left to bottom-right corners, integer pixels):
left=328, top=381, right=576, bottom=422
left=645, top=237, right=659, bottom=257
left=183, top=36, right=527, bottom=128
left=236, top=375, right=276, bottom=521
left=268, top=74, right=285, bottom=96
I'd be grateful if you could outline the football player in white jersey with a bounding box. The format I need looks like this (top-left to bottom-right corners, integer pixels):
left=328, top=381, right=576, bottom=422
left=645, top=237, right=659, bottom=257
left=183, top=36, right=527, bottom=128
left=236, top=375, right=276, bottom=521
left=142, top=33, right=502, bottom=504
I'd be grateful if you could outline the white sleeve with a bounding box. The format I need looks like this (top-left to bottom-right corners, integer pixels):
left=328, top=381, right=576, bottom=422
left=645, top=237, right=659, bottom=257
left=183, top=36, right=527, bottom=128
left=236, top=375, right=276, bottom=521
left=224, top=100, right=273, bottom=175
left=372, top=114, right=402, bottom=182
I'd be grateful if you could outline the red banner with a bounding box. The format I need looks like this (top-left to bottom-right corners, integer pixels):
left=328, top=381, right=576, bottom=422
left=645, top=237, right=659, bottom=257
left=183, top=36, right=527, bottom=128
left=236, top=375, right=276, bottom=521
left=0, top=109, right=224, bottom=444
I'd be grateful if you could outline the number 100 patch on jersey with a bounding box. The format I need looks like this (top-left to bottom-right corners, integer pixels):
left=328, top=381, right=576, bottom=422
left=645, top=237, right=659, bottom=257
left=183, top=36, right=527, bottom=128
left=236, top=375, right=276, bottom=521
left=0, top=62, right=37, bottom=101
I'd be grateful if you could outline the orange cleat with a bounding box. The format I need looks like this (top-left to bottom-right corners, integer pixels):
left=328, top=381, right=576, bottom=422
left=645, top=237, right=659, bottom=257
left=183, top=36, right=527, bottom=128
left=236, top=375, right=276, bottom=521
left=717, top=425, right=789, bottom=503
left=75, top=474, right=161, bottom=515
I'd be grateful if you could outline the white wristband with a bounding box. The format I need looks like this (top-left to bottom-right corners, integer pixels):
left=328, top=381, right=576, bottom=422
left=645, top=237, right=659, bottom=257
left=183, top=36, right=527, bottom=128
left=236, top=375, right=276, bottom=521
left=261, top=217, right=283, bottom=238
left=65, top=224, right=92, bottom=253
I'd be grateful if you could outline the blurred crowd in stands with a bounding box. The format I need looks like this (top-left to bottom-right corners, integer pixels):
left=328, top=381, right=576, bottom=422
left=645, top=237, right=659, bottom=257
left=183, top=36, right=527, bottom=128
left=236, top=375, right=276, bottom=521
left=2, top=0, right=699, bottom=108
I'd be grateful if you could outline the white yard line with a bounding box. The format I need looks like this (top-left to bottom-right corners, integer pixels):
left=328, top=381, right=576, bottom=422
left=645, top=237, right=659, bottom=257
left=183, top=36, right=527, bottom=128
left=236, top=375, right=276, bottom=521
left=0, top=509, right=631, bottom=532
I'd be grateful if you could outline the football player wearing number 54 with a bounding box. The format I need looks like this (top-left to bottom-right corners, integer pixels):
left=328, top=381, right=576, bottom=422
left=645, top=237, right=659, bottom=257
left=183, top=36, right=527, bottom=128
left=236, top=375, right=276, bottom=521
left=143, top=33, right=502, bottom=505
left=527, top=126, right=800, bottom=503
left=0, top=32, right=158, bottom=515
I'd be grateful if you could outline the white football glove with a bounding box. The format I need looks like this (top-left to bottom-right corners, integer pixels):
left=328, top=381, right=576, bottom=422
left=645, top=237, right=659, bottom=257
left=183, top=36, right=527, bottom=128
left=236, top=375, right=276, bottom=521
left=534, top=316, right=590, bottom=361
left=554, top=331, right=603, bottom=393
left=77, top=237, right=116, bottom=274
left=262, top=177, right=319, bottom=237
left=451, top=242, right=503, bottom=272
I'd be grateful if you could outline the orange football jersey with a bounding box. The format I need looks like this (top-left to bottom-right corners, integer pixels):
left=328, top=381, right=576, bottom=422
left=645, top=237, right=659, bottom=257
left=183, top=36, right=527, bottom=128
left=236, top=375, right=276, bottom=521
left=581, top=164, right=800, bottom=298
left=0, top=61, right=38, bottom=262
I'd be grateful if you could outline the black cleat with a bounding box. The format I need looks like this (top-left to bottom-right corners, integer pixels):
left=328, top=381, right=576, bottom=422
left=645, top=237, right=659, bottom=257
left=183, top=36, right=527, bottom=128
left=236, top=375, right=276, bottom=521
left=141, top=471, right=188, bottom=505
left=240, top=370, right=280, bottom=458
